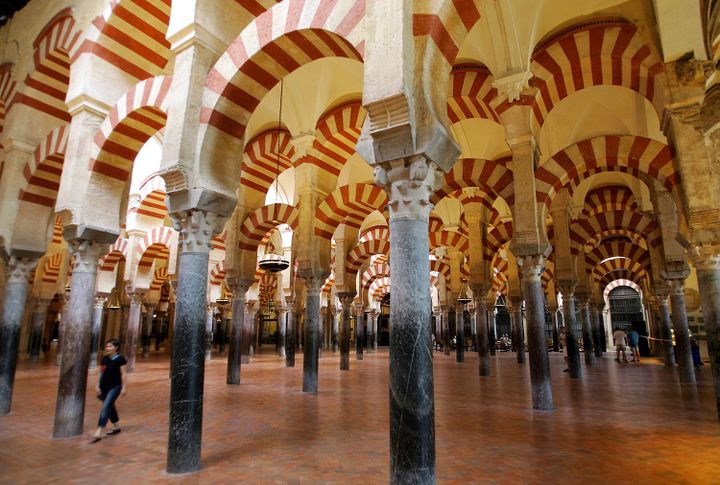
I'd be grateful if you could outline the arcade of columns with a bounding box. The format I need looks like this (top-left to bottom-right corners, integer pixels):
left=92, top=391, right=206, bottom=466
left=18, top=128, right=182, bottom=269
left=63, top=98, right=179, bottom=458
left=0, top=0, right=720, bottom=482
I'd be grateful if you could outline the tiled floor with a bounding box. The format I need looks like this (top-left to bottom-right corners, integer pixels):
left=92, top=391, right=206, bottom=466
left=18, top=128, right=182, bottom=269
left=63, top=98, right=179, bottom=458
left=1, top=348, right=719, bottom=484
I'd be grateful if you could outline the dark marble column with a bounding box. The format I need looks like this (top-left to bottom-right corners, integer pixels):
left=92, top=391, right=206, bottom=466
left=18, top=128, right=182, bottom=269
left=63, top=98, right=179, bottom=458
left=442, top=305, right=450, bottom=355
left=668, top=279, right=695, bottom=384
left=277, top=305, right=287, bottom=358
left=366, top=308, right=373, bottom=353
left=241, top=301, right=256, bottom=364
left=559, top=285, right=582, bottom=379
left=124, top=290, right=144, bottom=373
left=510, top=298, right=525, bottom=364
left=488, top=304, right=496, bottom=356
left=355, top=304, right=364, bottom=360
left=656, top=294, right=675, bottom=366
left=55, top=292, right=70, bottom=366
left=217, top=307, right=227, bottom=355
left=319, top=306, right=327, bottom=353
left=226, top=278, right=251, bottom=385
left=373, top=310, right=378, bottom=350
left=455, top=304, right=464, bottom=363
left=471, top=284, right=490, bottom=376
left=166, top=209, right=226, bottom=474
left=143, top=303, right=155, bottom=358
left=30, top=298, right=51, bottom=364
left=302, top=275, right=325, bottom=393
left=286, top=300, right=298, bottom=367
left=89, top=296, right=107, bottom=369
left=694, top=254, right=720, bottom=420
left=331, top=306, right=339, bottom=352
left=548, top=306, right=559, bottom=352
left=204, top=304, right=215, bottom=361
left=53, top=240, right=106, bottom=438
left=578, top=298, right=594, bottom=365
left=519, top=256, right=553, bottom=410
left=0, top=256, right=38, bottom=415
left=338, top=292, right=355, bottom=370
left=591, top=304, right=603, bottom=358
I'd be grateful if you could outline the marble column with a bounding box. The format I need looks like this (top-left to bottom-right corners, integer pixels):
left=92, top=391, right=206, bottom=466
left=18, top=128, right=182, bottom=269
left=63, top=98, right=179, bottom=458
left=30, top=298, right=51, bottom=364
left=338, top=292, right=355, bottom=371
left=471, top=284, right=491, bottom=376
left=366, top=309, right=373, bottom=353
left=167, top=209, right=225, bottom=474
left=560, top=285, right=582, bottom=379
left=0, top=256, right=38, bottom=415
left=656, top=295, right=675, bottom=366
left=204, top=304, right=215, bottom=361
left=286, top=300, right=298, bottom=367
left=302, top=275, right=325, bottom=393
left=124, top=291, right=144, bottom=373
left=578, top=298, right=594, bottom=365
left=455, top=304, right=464, bottom=363
left=241, top=302, right=256, bottom=364
left=376, top=157, right=436, bottom=483
left=155, top=311, right=164, bottom=351
left=549, top=306, right=560, bottom=352
left=355, top=304, right=364, bottom=361
left=319, top=306, right=327, bottom=353
left=510, top=298, right=525, bottom=364
left=668, top=280, right=695, bottom=384
left=488, top=305, right=496, bottom=356
left=277, top=305, right=287, bottom=358
left=55, top=292, right=70, bottom=366
left=331, top=306, right=339, bottom=353
left=143, top=304, right=155, bottom=358
left=442, top=305, right=450, bottom=355
left=217, top=307, right=227, bottom=355
left=372, top=310, right=378, bottom=350
left=89, top=296, right=107, bottom=368
left=591, top=304, right=603, bottom=358
left=470, top=308, right=478, bottom=351
left=519, top=256, right=553, bottom=410
left=226, top=278, right=251, bottom=385
left=693, top=252, right=720, bottom=419
left=53, top=240, right=106, bottom=438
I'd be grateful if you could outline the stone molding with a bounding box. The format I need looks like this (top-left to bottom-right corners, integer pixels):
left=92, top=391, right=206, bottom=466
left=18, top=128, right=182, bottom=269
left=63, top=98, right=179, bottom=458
left=373, top=156, right=441, bottom=221
left=171, top=209, right=227, bottom=254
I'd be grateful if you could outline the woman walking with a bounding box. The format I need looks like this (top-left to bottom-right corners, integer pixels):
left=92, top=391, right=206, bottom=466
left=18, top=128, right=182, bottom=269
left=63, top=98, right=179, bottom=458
left=92, top=339, right=127, bottom=442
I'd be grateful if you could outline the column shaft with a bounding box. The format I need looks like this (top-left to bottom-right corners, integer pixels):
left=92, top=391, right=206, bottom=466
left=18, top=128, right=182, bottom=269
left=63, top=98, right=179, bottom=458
left=591, top=305, right=602, bottom=358
left=455, top=305, right=464, bottom=363
left=286, top=304, right=296, bottom=367
left=669, top=282, right=696, bottom=384
left=226, top=281, right=249, bottom=385
left=658, top=298, right=675, bottom=366
left=696, top=266, right=720, bottom=419
left=338, top=294, right=354, bottom=370
left=473, top=292, right=490, bottom=376
left=124, top=295, right=143, bottom=373
left=512, top=303, right=525, bottom=363
left=562, top=290, right=582, bottom=379
left=143, top=305, right=154, bottom=358
left=579, top=300, right=594, bottom=365
left=332, top=309, right=339, bottom=353
left=89, top=298, right=105, bottom=369
left=30, top=299, right=50, bottom=364
left=355, top=307, right=364, bottom=360
left=302, top=277, right=324, bottom=393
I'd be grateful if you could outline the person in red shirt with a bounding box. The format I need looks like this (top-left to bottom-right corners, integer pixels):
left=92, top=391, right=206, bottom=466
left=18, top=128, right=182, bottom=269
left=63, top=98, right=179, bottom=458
left=91, top=339, right=127, bottom=442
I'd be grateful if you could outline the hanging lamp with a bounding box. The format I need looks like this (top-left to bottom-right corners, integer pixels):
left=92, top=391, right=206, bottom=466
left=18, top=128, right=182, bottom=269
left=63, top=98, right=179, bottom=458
left=457, top=280, right=472, bottom=305
left=258, top=79, right=290, bottom=274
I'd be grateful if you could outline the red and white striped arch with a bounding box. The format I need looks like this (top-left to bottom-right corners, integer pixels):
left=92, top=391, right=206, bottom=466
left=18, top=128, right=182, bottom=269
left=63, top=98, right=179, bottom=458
left=483, top=222, right=513, bottom=262
left=598, top=268, right=647, bottom=290
left=447, top=64, right=499, bottom=124
left=99, top=237, right=128, bottom=272
left=0, top=62, right=16, bottom=134
left=150, top=267, right=169, bottom=291
left=429, top=230, right=469, bottom=253
left=361, top=263, right=390, bottom=292
left=200, top=0, right=364, bottom=143
left=50, top=217, right=63, bottom=245
left=132, top=174, right=167, bottom=221
left=238, top=203, right=299, bottom=251
left=432, top=158, right=514, bottom=207
left=359, top=224, right=389, bottom=243
left=306, top=101, right=366, bottom=177
left=585, top=240, right=650, bottom=271
left=89, top=76, right=172, bottom=182
left=530, top=19, right=665, bottom=129
left=603, top=279, right=642, bottom=301
left=258, top=272, right=278, bottom=305
left=41, top=253, right=64, bottom=284
left=429, top=214, right=445, bottom=233
left=18, top=125, right=68, bottom=207
left=212, top=230, right=227, bottom=252
left=581, top=185, right=638, bottom=218
left=322, top=271, right=336, bottom=298
left=369, top=276, right=391, bottom=301
left=591, top=257, right=649, bottom=286
left=315, top=184, right=387, bottom=239
left=241, top=129, right=295, bottom=203
left=570, top=210, right=661, bottom=253
left=535, top=135, right=678, bottom=209
left=346, top=238, right=390, bottom=276
left=135, top=226, right=174, bottom=268
left=209, top=261, right=226, bottom=286
left=71, top=0, right=171, bottom=81
left=430, top=258, right=451, bottom=281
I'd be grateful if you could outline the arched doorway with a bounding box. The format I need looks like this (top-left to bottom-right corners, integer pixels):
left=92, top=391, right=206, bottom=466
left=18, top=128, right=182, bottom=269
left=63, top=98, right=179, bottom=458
left=608, top=285, right=649, bottom=356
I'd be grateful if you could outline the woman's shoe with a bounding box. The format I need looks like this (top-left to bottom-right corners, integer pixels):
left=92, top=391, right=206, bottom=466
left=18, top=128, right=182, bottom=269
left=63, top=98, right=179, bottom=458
left=106, top=429, right=122, bottom=435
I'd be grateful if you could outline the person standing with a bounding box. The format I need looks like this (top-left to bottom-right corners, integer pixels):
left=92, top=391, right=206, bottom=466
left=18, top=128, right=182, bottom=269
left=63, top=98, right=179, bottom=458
left=613, top=328, right=629, bottom=363
left=628, top=328, right=640, bottom=363
left=92, top=339, right=127, bottom=442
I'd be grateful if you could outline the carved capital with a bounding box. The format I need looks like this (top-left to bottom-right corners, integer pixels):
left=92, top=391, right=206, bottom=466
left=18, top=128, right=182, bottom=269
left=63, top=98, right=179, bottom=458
left=67, top=239, right=106, bottom=274
left=170, top=209, right=227, bottom=254
left=374, top=156, right=441, bottom=221
left=303, top=274, right=327, bottom=297
left=94, top=295, right=108, bottom=309
left=690, top=243, right=720, bottom=271
left=125, top=286, right=145, bottom=306
left=667, top=279, right=686, bottom=296
left=226, top=276, right=254, bottom=301
left=557, top=280, right=577, bottom=296
left=5, top=256, right=38, bottom=284
left=516, top=254, right=546, bottom=283
left=337, top=291, right=356, bottom=309
left=492, top=70, right=534, bottom=103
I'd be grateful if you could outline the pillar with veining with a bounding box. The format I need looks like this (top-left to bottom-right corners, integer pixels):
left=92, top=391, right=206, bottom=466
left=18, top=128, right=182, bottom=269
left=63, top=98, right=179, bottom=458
left=560, top=285, right=582, bottom=379
left=338, top=292, right=355, bottom=370
left=549, top=306, right=559, bottom=352
left=241, top=301, right=256, bottom=364
left=166, top=209, right=226, bottom=474
left=488, top=303, right=496, bottom=356
left=355, top=304, right=365, bottom=360
left=286, top=300, right=298, bottom=367
left=693, top=251, right=720, bottom=419
left=519, top=256, right=553, bottom=410
left=226, top=278, right=251, bottom=385
left=302, top=275, right=325, bottom=393
left=277, top=305, right=287, bottom=358
left=29, top=298, right=51, bottom=364
left=55, top=292, right=70, bottom=366
left=90, top=296, right=107, bottom=368
left=366, top=308, right=373, bottom=352
left=319, top=306, right=327, bottom=354
left=668, top=280, right=696, bottom=384
left=204, top=304, right=215, bottom=361
left=0, top=256, right=38, bottom=415
left=124, top=291, right=144, bottom=373
left=471, top=284, right=491, bottom=376
left=373, top=310, right=378, bottom=350
left=455, top=304, right=464, bottom=363
left=510, top=298, right=525, bottom=364
left=143, top=304, right=155, bottom=358
left=53, top=240, right=106, bottom=438
left=655, top=293, right=673, bottom=366
left=578, top=298, right=594, bottom=365
left=331, top=306, right=339, bottom=352
left=591, top=304, right=603, bottom=358
left=442, top=305, right=450, bottom=355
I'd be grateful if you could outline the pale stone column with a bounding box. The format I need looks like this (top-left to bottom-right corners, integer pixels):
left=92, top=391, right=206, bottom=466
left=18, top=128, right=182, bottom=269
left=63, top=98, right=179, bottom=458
left=30, top=298, right=51, bottom=364
left=365, top=307, right=373, bottom=352
left=441, top=305, right=450, bottom=355
left=372, top=310, right=378, bottom=350
left=302, top=276, right=325, bottom=392
left=518, top=256, right=553, bottom=410
left=338, top=293, right=355, bottom=370
left=241, top=301, right=257, bottom=364
left=166, top=209, right=226, bottom=473
left=143, top=303, right=156, bottom=358
left=0, top=256, right=38, bottom=414
left=578, top=297, right=594, bottom=365
left=204, top=304, right=215, bottom=361
left=668, top=279, right=696, bottom=384
left=319, top=306, right=327, bottom=354
left=549, top=305, right=560, bottom=352
left=471, top=284, right=491, bottom=376
left=559, top=284, right=582, bottom=379
left=692, top=249, right=720, bottom=419
left=509, top=297, right=525, bottom=364
left=124, top=290, right=144, bottom=373
left=89, top=296, right=107, bottom=368
left=591, top=304, right=603, bottom=358
left=53, top=240, right=107, bottom=438
left=355, top=303, right=365, bottom=361
left=226, top=277, right=251, bottom=385
left=455, top=303, right=464, bottom=363
left=277, top=305, right=288, bottom=358
left=56, top=291, right=71, bottom=366
left=331, top=306, right=339, bottom=353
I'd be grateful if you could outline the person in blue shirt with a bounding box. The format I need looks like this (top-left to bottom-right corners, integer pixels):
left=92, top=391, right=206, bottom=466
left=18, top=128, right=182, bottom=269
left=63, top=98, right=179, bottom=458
left=91, top=339, right=128, bottom=442
left=628, top=328, right=640, bottom=363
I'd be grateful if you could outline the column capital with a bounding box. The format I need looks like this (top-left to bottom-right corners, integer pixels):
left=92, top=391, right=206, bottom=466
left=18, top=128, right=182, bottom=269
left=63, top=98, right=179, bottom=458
left=667, top=279, right=686, bottom=295
left=67, top=239, right=107, bottom=274
left=302, top=274, right=327, bottom=297
left=557, top=280, right=577, bottom=296
left=661, top=259, right=690, bottom=280
left=516, top=255, right=546, bottom=283
left=5, top=255, right=38, bottom=284
left=245, top=300, right=258, bottom=315
left=373, top=156, right=441, bottom=221
left=337, top=291, right=356, bottom=308
left=226, top=276, right=254, bottom=301
left=690, top=243, right=720, bottom=271
left=170, top=209, right=227, bottom=254
left=125, top=286, right=146, bottom=306
left=94, top=295, right=108, bottom=309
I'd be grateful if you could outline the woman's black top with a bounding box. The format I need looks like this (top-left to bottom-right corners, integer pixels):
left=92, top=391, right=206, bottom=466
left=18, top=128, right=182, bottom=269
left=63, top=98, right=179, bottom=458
left=100, top=354, right=127, bottom=391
